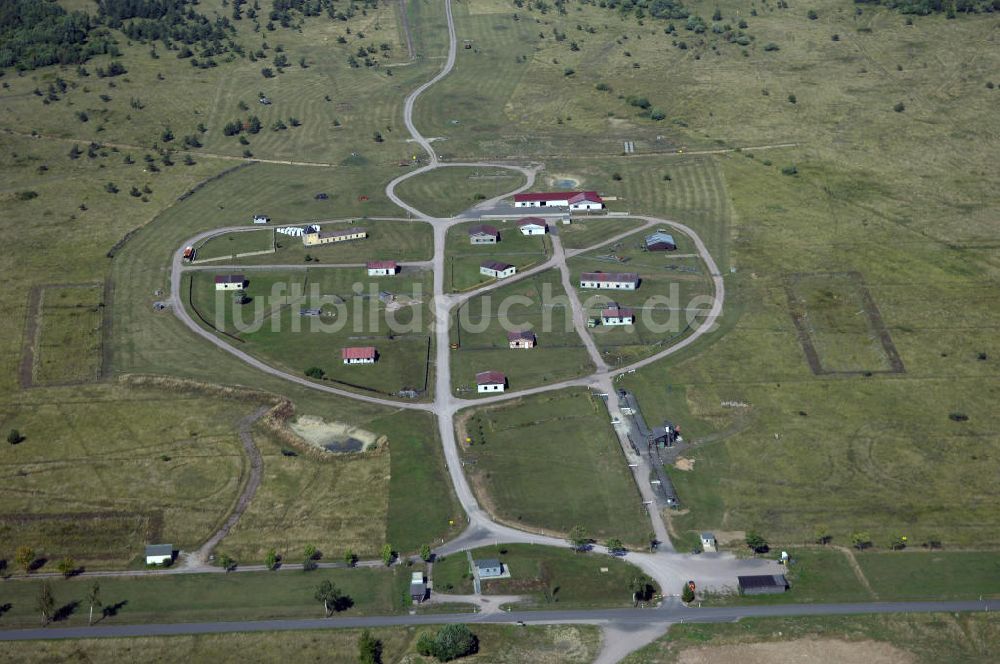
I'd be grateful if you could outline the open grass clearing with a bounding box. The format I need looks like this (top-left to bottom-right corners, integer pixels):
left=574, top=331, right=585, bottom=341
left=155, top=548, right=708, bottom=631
left=184, top=267, right=433, bottom=397
left=200, top=219, right=435, bottom=266
left=0, top=383, right=256, bottom=568
left=459, top=389, right=650, bottom=547
left=32, top=284, right=106, bottom=385
left=194, top=229, right=275, bottom=261
left=558, top=217, right=646, bottom=251
left=433, top=543, right=658, bottom=609
left=624, top=612, right=1000, bottom=664
left=0, top=567, right=405, bottom=629
left=450, top=270, right=594, bottom=394
left=0, top=623, right=600, bottom=663
left=394, top=166, right=527, bottom=217
left=445, top=219, right=549, bottom=292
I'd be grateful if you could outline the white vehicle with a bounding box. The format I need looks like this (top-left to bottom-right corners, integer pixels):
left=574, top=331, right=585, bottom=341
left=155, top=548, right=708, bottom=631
left=252, top=215, right=270, bottom=224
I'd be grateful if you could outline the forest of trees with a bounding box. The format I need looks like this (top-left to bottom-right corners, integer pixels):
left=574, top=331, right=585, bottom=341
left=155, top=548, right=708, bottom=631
left=0, top=0, right=238, bottom=71
left=854, top=0, right=999, bottom=15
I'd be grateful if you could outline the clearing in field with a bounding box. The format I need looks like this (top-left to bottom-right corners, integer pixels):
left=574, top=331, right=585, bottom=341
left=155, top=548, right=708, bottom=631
left=25, top=283, right=106, bottom=387
left=0, top=624, right=600, bottom=664
left=393, top=166, right=527, bottom=217
left=194, top=229, right=276, bottom=262
left=432, top=543, right=657, bottom=609
left=288, top=416, right=381, bottom=453
left=0, top=384, right=257, bottom=568
left=184, top=267, right=433, bottom=398
left=445, top=219, right=550, bottom=292
left=459, top=389, right=649, bottom=546
left=673, top=639, right=912, bottom=664
left=450, top=270, right=594, bottom=393
left=786, top=272, right=904, bottom=375
left=568, top=228, right=715, bottom=365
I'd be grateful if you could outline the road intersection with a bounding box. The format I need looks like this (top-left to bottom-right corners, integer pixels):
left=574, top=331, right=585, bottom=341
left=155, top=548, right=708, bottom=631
left=130, top=1, right=981, bottom=660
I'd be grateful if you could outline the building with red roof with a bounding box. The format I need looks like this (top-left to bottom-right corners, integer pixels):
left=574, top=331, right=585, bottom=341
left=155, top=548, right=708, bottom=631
left=475, top=370, right=506, bottom=393
left=513, top=191, right=604, bottom=211
left=342, top=346, right=378, bottom=365
left=367, top=260, right=399, bottom=276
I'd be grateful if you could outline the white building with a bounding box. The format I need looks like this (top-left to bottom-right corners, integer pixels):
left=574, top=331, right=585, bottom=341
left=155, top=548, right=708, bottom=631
left=252, top=214, right=270, bottom=224
left=580, top=271, right=639, bottom=290
left=567, top=191, right=604, bottom=211
left=601, top=307, right=634, bottom=326
left=367, top=260, right=399, bottom=276
left=145, top=544, right=173, bottom=565
left=476, top=371, right=506, bottom=393
left=480, top=260, right=516, bottom=279
left=517, top=217, right=547, bottom=235
left=342, top=346, right=377, bottom=364
left=214, top=274, right=246, bottom=291
left=513, top=191, right=604, bottom=210
left=701, top=532, right=718, bottom=553
left=469, top=224, right=500, bottom=244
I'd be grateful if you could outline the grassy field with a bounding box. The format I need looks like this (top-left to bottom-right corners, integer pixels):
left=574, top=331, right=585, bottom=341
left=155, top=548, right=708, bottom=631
left=432, top=543, right=658, bottom=609
left=0, top=623, right=600, bottom=663
left=194, top=229, right=275, bottom=261
left=624, top=612, right=1000, bottom=664
left=197, top=219, right=435, bottom=266
left=445, top=219, right=550, bottom=291
left=393, top=165, right=527, bottom=217
left=0, top=383, right=262, bottom=568
left=0, top=567, right=408, bottom=628
left=33, top=284, right=106, bottom=385
left=566, top=225, right=715, bottom=365
left=558, top=217, right=646, bottom=251
left=185, top=266, right=433, bottom=397
left=450, top=270, right=594, bottom=394
left=219, top=409, right=460, bottom=562
left=459, top=389, right=650, bottom=546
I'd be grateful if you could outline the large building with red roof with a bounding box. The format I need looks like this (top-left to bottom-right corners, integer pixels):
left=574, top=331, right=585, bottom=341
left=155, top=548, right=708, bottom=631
left=342, top=346, right=377, bottom=365
left=513, top=191, right=604, bottom=211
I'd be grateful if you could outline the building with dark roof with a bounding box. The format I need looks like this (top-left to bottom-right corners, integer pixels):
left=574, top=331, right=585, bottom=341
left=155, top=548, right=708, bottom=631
left=469, top=224, right=500, bottom=244
left=480, top=260, right=516, bottom=279
left=476, top=371, right=506, bottom=393
left=645, top=231, right=677, bottom=251
left=737, top=574, right=790, bottom=595
left=580, top=271, right=639, bottom=291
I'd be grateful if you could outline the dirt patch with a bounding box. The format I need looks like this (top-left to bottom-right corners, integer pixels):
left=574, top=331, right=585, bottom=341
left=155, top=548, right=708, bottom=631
left=677, top=639, right=913, bottom=664
left=711, top=530, right=747, bottom=546
left=289, top=416, right=384, bottom=453
left=674, top=457, right=695, bottom=471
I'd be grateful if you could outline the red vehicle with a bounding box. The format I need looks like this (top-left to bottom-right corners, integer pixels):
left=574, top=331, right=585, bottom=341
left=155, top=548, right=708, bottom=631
left=182, top=246, right=195, bottom=261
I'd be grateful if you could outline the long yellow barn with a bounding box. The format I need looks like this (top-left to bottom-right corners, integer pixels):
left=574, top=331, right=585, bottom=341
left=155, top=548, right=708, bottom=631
left=302, top=227, right=368, bottom=246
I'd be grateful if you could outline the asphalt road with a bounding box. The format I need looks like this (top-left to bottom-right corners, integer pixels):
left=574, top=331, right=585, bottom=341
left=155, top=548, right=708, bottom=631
left=0, top=600, right=991, bottom=642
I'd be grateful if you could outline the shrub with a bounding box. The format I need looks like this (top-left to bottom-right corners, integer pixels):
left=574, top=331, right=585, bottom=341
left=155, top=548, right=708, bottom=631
left=681, top=582, right=695, bottom=603
left=14, top=191, right=38, bottom=201
left=612, top=172, right=622, bottom=181
left=807, top=9, right=818, bottom=19
left=893, top=102, right=905, bottom=112
left=787, top=94, right=797, bottom=104
left=417, top=624, right=478, bottom=662
left=627, top=95, right=651, bottom=109
left=649, top=108, right=666, bottom=121
left=949, top=412, right=969, bottom=422
left=305, top=367, right=325, bottom=379
left=763, top=42, right=780, bottom=52
left=7, top=429, right=23, bottom=445
left=595, top=82, right=611, bottom=91
left=781, top=165, right=798, bottom=176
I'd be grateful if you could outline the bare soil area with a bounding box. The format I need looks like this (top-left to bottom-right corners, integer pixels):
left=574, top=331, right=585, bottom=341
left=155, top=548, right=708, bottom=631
left=676, top=639, right=913, bottom=664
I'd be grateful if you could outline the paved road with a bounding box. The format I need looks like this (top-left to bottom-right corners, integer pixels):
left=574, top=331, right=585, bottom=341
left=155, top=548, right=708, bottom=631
left=145, top=3, right=983, bottom=662
left=0, top=600, right=990, bottom=642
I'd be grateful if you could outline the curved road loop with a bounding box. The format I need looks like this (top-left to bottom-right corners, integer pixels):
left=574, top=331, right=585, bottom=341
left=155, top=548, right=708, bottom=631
left=152, top=2, right=977, bottom=661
